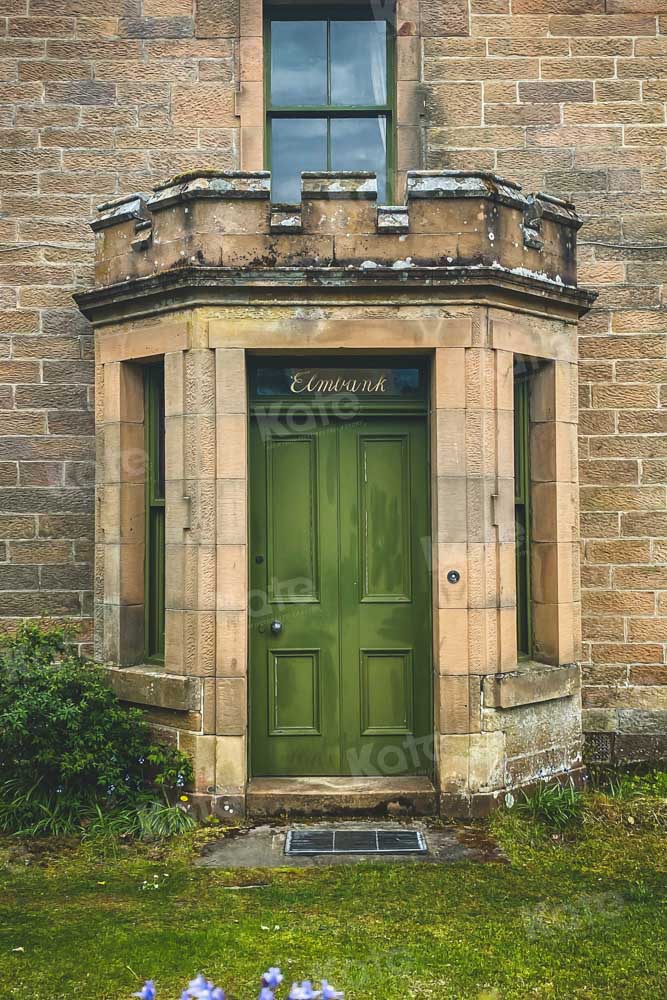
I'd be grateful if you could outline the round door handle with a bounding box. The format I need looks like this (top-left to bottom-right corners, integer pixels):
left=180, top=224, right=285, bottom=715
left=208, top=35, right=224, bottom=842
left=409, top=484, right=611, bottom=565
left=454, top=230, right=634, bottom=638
left=270, top=620, right=283, bottom=635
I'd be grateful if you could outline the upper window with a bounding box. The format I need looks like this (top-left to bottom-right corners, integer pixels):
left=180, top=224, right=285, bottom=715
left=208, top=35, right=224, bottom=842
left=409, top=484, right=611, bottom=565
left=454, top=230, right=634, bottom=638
left=266, top=6, right=394, bottom=204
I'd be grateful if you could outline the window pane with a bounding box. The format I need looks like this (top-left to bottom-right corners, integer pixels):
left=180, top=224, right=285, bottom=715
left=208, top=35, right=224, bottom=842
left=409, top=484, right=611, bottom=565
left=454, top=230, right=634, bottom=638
left=331, top=116, right=387, bottom=202
left=271, top=21, right=327, bottom=106
left=271, top=118, right=327, bottom=203
left=331, top=20, right=387, bottom=106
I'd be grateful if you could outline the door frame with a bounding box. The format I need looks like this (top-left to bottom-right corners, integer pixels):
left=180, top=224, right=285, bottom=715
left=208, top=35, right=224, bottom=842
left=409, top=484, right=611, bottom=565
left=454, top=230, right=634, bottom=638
left=246, top=353, right=434, bottom=780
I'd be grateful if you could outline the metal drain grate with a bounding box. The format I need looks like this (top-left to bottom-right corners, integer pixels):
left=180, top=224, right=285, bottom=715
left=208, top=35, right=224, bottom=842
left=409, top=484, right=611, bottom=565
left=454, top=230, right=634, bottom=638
left=285, top=828, right=427, bottom=856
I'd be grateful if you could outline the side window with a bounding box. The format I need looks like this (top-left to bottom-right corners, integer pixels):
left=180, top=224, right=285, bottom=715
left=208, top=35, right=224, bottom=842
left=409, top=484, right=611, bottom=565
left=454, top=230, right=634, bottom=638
left=514, top=366, right=533, bottom=659
left=145, top=362, right=165, bottom=663
left=265, top=5, right=394, bottom=203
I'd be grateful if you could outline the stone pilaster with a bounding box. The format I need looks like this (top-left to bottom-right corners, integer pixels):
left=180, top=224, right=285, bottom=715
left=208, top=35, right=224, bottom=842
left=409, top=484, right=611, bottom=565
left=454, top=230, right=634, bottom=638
left=215, top=347, right=248, bottom=796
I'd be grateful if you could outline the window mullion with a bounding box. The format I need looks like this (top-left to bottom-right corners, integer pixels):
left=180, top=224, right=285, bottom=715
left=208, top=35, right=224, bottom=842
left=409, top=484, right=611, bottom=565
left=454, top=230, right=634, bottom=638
left=326, top=16, right=331, bottom=107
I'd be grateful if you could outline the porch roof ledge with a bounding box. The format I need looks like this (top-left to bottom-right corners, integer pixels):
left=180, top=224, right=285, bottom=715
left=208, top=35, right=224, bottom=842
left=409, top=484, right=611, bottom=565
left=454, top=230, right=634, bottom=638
left=75, top=262, right=596, bottom=324
left=483, top=663, right=580, bottom=710
left=103, top=663, right=201, bottom=712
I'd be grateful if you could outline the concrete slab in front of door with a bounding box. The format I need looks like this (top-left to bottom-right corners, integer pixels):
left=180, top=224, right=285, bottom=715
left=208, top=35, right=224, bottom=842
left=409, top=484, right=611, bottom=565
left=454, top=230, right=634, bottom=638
left=246, top=777, right=437, bottom=819
left=197, top=821, right=507, bottom=869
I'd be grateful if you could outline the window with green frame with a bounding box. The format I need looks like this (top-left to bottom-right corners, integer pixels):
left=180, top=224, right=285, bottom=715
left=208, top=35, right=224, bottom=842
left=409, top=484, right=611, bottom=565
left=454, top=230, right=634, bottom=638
left=514, top=368, right=533, bottom=659
left=144, top=362, right=165, bottom=663
left=265, top=4, right=395, bottom=204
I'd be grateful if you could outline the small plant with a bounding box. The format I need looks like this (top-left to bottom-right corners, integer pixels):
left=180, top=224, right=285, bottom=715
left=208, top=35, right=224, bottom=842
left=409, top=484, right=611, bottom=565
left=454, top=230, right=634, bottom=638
left=512, top=779, right=585, bottom=831
left=131, top=967, right=343, bottom=1000
left=0, top=622, right=193, bottom=838
left=606, top=769, right=667, bottom=801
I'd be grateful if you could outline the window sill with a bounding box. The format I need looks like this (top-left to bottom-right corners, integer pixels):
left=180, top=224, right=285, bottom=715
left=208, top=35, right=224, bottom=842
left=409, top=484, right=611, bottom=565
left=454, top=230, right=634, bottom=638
left=482, top=662, right=580, bottom=710
left=102, top=663, right=201, bottom=713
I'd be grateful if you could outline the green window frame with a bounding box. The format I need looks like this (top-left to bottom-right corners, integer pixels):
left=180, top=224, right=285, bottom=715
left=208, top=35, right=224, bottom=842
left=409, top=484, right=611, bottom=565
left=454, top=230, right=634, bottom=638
left=264, top=4, right=396, bottom=204
left=144, top=362, right=165, bottom=663
left=514, top=371, right=533, bottom=659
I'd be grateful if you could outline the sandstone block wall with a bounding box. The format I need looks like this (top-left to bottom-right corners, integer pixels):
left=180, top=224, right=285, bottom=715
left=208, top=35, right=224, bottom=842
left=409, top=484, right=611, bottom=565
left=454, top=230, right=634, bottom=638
left=1, top=0, right=666, bottom=760
left=416, top=2, right=667, bottom=760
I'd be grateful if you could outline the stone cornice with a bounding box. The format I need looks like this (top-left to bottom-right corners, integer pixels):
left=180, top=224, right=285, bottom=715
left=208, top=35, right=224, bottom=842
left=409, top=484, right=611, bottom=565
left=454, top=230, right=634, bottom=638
left=75, top=261, right=596, bottom=325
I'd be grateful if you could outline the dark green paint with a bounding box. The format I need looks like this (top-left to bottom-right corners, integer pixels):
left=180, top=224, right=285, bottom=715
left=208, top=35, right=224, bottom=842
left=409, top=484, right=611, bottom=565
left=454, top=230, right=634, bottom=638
left=144, top=363, right=165, bottom=663
left=250, top=411, right=432, bottom=777
left=514, top=373, right=532, bottom=659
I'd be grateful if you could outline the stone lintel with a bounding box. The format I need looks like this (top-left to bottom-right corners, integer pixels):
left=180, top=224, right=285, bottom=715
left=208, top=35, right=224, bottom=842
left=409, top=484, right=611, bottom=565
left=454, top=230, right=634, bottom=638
left=483, top=662, right=580, bottom=710
left=104, top=663, right=201, bottom=712
left=301, top=170, right=378, bottom=200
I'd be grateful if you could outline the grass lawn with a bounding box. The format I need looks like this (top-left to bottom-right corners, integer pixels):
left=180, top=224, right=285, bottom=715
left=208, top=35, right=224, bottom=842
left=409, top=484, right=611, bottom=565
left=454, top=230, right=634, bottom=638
left=1, top=808, right=666, bottom=1000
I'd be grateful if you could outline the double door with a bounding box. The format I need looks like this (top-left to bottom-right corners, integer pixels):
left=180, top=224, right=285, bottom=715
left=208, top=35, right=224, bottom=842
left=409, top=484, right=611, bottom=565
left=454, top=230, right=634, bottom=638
left=249, top=413, right=432, bottom=776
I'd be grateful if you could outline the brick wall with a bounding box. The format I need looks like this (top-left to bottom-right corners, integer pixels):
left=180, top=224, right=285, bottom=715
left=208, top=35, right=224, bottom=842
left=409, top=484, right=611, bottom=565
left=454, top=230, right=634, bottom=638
left=420, top=0, right=667, bottom=760
left=1, top=0, right=666, bottom=758
left=0, top=1, right=240, bottom=654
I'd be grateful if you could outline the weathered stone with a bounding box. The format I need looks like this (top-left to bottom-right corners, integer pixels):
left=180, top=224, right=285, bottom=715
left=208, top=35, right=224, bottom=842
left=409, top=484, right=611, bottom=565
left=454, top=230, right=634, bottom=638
left=105, top=664, right=201, bottom=712
left=483, top=663, right=580, bottom=709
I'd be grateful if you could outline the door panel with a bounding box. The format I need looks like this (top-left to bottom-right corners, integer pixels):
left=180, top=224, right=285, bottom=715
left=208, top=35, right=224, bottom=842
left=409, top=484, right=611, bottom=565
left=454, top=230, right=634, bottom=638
left=359, top=435, right=412, bottom=602
left=339, top=417, right=432, bottom=776
left=269, top=649, right=321, bottom=735
left=250, top=418, right=340, bottom=775
left=250, top=413, right=432, bottom=777
left=360, top=649, right=414, bottom=736
left=267, top=435, right=319, bottom=603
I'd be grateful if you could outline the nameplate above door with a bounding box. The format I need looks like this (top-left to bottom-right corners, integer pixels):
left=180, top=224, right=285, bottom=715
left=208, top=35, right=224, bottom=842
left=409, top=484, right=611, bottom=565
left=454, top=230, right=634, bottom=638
left=250, top=360, right=428, bottom=413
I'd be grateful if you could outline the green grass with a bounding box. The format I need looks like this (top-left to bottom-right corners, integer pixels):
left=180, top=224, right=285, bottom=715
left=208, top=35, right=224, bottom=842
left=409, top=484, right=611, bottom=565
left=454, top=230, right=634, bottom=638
left=0, top=809, right=666, bottom=1000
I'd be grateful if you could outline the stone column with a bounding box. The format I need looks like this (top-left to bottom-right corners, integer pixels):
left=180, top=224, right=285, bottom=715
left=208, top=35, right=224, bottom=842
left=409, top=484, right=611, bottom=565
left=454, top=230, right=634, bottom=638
left=214, top=347, right=248, bottom=801
left=164, top=348, right=217, bottom=792
left=433, top=338, right=517, bottom=802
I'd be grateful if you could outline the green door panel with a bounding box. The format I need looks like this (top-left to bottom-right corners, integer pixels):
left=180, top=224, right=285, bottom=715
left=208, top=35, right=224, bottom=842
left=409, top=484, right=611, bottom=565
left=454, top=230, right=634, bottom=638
left=250, top=413, right=432, bottom=777
left=359, top=435, right=411, bottom=601
left=360, top=649, right=414, bottom=736
left=268, top=649, right=321, bottom=735
left=339, top=416, right=432, bottom=776
left=250, top=418, right=340, bottom=775
left=267, top=435, right=319, bottom=602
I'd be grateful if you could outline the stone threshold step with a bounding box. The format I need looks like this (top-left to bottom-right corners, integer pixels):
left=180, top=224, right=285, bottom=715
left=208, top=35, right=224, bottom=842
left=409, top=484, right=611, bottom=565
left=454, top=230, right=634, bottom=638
left=247, top=776, right=437, bottom=818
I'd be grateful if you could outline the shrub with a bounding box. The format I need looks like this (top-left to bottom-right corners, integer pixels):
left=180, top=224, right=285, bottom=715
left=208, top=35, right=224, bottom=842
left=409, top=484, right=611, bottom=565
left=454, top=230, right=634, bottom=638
left=0, top=622, right=193, bottom=836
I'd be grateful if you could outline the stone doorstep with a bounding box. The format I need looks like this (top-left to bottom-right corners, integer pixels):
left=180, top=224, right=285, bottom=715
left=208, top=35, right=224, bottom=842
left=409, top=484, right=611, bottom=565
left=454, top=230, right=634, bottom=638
left=196, top=819, right=507, bottom=868
left=104, top=663, right=201, bottom=712
left=483, top=662, right=580, bottom=710
left=246, top=776, right=437, bottom=818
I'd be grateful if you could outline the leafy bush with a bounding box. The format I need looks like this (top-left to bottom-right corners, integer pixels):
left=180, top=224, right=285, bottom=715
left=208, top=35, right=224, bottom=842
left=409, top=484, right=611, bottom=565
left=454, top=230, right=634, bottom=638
left=512, top=779, right=585, bottom=831
left=0, top=623, right=193, bottom=837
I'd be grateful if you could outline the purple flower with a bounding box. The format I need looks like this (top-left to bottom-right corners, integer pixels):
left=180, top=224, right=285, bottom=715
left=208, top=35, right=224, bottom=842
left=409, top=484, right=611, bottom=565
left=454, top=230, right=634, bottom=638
left=321, top=982, right=343, bottom=1000
left=289, top=982, right=321, bottom=1000
left=133, top=982, right=156, bottom=1000
left=262, top=969, right=284, bottom=990
left=182, top=974, right=225, bottom=1000
left=259, top=988, right=275, bottom=1000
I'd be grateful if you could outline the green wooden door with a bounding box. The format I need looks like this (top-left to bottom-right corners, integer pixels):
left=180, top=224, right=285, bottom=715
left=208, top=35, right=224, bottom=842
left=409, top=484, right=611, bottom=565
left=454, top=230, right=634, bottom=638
left=249, top=414, right=432, bottom=776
